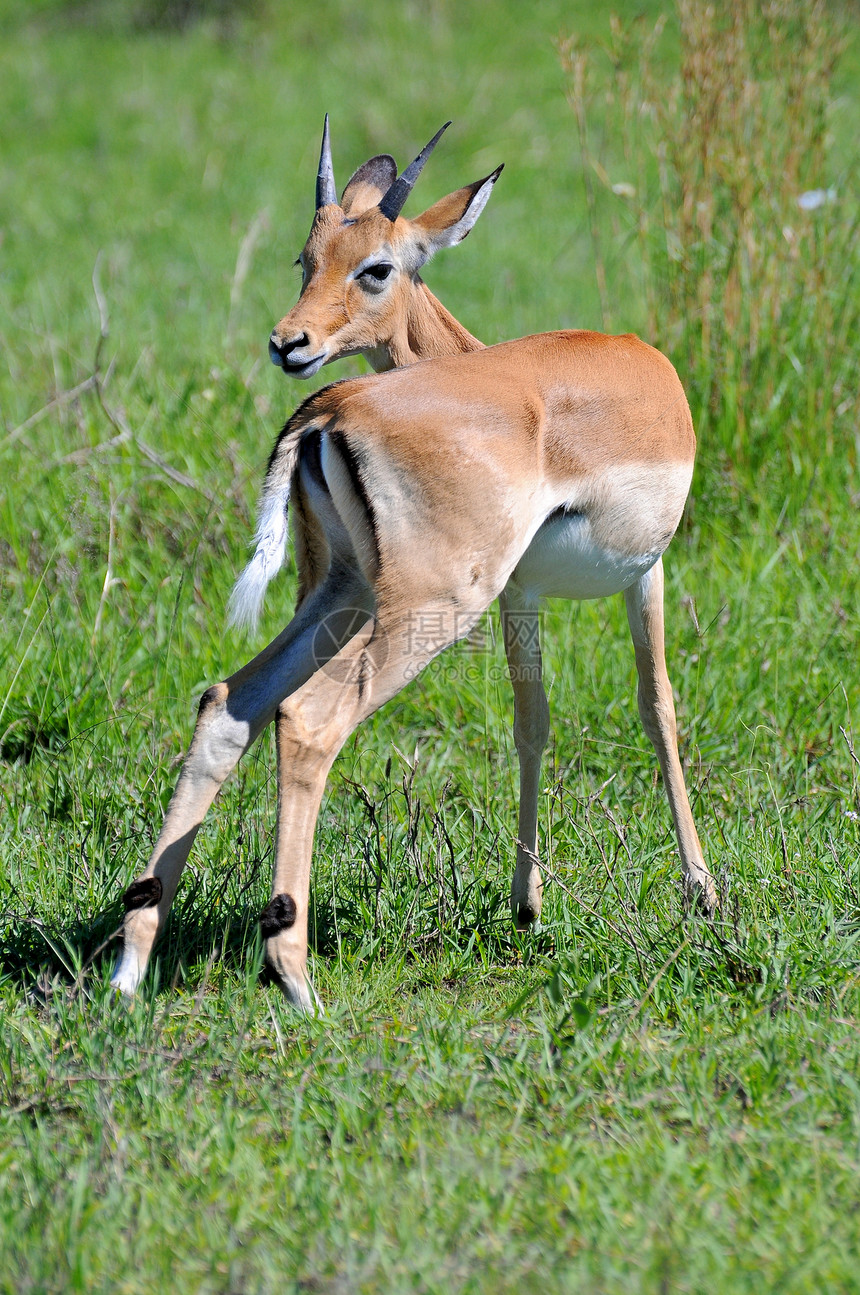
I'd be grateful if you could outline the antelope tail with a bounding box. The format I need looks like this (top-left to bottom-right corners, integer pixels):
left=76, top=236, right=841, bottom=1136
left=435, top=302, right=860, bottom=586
left=227, top=419, right=306, bottom=631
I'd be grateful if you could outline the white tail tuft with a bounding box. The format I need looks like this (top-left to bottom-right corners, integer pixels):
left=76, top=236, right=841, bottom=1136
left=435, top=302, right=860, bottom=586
left=227, top=415, right=309, bottom=632
left=228, top=494, right=289, bottom=632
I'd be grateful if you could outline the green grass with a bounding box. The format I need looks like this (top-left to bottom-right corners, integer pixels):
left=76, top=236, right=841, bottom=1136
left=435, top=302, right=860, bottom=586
left=2, top=1, right=860, bottom=1291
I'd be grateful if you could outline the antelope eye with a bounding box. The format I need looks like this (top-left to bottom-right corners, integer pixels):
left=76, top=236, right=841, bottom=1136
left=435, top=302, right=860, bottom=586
left=359, top=263, right=394, bottom=283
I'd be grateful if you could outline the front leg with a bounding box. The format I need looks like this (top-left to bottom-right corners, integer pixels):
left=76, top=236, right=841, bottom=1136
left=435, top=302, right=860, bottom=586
left=624, top=559, right=717, bottom=914
left=499, top=583, right=550, bottom=928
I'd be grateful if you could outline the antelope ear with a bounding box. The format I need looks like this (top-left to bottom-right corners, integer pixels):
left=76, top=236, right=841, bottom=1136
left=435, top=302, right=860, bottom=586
left=410, top=165, right=503, bottom=254
left=341, top=155, right=398, bottom=216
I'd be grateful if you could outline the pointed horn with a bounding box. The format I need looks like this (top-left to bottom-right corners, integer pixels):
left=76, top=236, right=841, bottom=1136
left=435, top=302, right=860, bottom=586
left=378, top=121, right=452, bottom=222
left=316, top=114, right=337, bottom=210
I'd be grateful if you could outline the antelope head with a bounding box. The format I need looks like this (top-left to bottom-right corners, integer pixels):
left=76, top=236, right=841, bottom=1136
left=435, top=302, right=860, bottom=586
left=268, top=117, right=503, bottom=378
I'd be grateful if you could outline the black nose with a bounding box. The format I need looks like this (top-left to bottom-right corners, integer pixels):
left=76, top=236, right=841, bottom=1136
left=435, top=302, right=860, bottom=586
left=269, top=331, right=310, bottom=367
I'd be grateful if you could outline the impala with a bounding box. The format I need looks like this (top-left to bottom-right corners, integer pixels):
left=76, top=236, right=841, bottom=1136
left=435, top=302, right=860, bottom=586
left=112, top=121, right=716, bottom=1011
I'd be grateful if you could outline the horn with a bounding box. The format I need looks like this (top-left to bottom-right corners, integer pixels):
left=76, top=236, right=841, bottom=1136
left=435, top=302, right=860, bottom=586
left=316, top=114, right=337, bottom=210
left=378, top=121, right=452, bottom=222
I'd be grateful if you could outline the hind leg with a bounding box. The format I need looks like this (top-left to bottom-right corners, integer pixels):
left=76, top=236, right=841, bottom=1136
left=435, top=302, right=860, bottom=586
left=260, top=593, right=493, bottom=1010
left=111, top=565, right=372, bottom=996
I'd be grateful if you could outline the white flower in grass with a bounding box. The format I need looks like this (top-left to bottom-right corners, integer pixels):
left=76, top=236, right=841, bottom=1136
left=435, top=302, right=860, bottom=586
left=797, top=189, right=836, bottom=211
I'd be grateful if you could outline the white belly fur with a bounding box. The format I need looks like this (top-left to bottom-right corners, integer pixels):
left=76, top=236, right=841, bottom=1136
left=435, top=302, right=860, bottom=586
left=511, top=511, right=660, bottom=600
left=510, top=461, right=693, bottom=601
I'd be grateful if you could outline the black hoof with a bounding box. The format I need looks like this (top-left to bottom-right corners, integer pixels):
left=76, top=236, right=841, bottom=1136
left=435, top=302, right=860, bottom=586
left=122, top=877, right=163, bottom=911
left=513, top=902, right=540, bottom=929
left=260, top=893, right=298, bottom=938
left=683, top=876, right=717, bottom=919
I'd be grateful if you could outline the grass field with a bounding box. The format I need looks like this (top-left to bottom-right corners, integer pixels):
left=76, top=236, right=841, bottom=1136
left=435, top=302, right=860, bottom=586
left=2, top=0, right=860, bottom=1290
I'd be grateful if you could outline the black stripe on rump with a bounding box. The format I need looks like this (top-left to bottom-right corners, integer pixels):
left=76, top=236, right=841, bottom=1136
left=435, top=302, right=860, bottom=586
left=265, top=379, right=353, bottom=479
left=300, top=427, right=327, bottom=492
left=326, top=430, right=381, bottom=574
